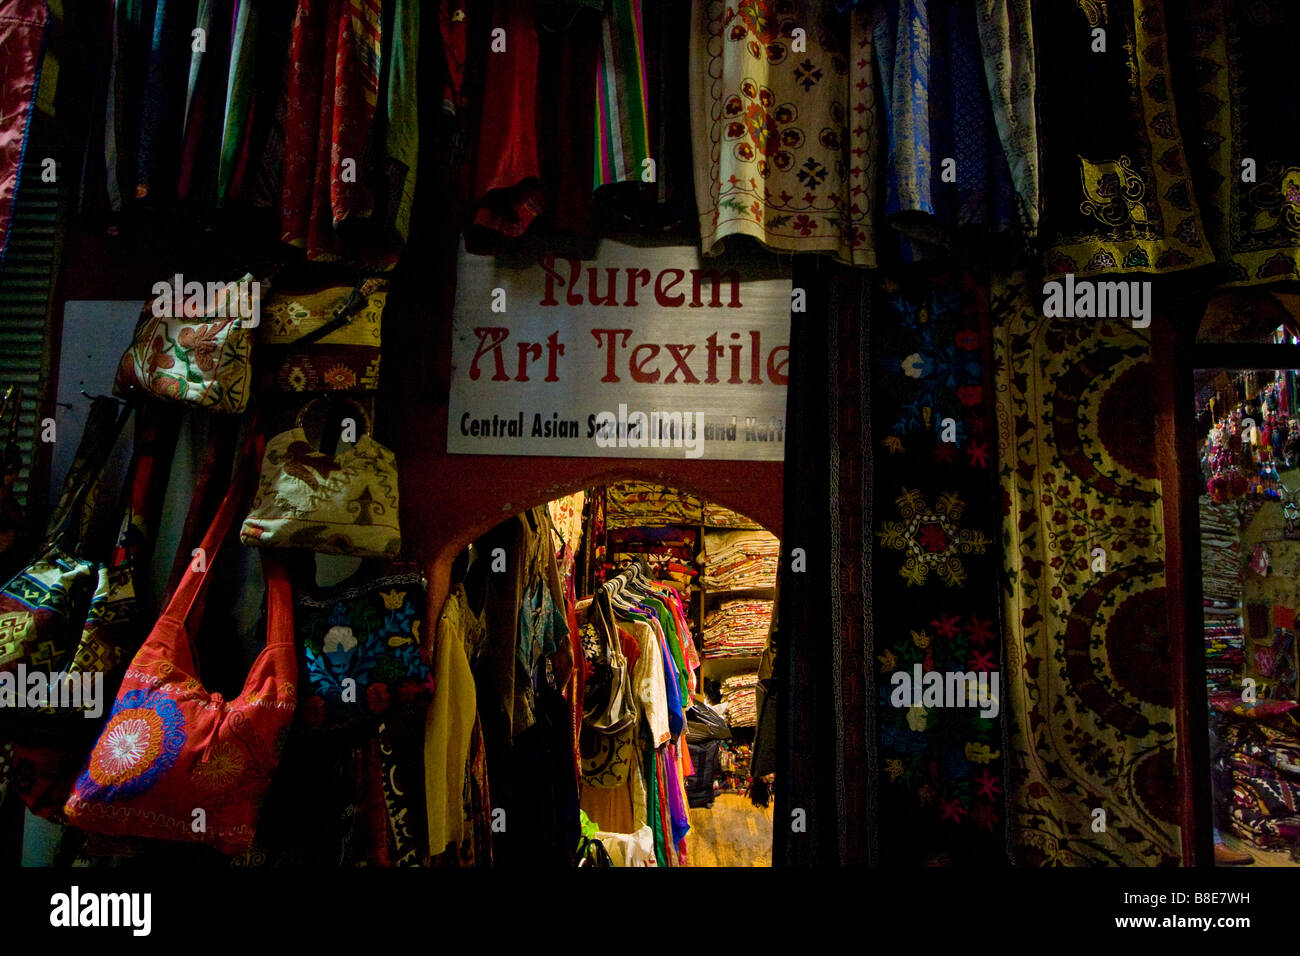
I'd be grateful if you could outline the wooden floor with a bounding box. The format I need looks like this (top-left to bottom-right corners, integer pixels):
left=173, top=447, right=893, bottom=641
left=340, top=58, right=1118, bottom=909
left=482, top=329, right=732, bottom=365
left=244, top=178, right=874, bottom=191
left=685, top=793, right=774, bottom=866
left=1220, top=832, right=1300, bottom=867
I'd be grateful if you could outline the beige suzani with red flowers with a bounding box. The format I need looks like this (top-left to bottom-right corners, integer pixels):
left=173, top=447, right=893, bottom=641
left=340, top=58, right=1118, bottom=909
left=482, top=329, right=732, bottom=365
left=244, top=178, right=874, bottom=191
left=690, top=0, right=877, bottom=266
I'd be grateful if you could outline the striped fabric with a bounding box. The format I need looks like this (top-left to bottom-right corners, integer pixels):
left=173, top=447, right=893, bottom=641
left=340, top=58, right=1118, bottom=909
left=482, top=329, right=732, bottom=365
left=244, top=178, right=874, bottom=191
left=594, top=0, right=650, bottom=188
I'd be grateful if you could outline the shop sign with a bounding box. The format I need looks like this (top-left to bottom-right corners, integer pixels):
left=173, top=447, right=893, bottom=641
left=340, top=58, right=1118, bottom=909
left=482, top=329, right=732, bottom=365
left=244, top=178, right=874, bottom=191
left=447, top=240, right=792, bottom=460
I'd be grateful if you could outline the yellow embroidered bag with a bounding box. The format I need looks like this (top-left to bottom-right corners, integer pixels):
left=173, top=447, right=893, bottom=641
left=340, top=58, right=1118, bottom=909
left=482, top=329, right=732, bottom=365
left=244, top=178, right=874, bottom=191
left=239, top=398, right=401, bottom=557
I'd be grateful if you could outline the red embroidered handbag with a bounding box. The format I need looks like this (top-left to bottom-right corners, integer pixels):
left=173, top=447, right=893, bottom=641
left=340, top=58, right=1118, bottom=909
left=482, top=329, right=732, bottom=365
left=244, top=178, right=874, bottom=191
left=62, top=437, right=298, bottom=854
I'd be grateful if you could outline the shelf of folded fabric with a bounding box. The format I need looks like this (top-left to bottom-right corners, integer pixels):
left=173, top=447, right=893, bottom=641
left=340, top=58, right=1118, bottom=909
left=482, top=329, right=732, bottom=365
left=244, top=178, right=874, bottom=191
left=700, top=654, right=761, bottom=681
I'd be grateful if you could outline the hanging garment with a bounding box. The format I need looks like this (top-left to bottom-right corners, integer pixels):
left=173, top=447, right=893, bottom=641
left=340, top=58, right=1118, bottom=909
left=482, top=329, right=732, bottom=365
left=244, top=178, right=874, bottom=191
left=177, top=0, right=234, bottom=209
left=689, top=0, right=877, bottom=265
left=0, top=0, right=46, bottom=277
left=594, top=0, right=650, bottom=188
left=216, top=0, right=260, bottom=206
left=383, top=0, right=419, bottom=244
left=468, top=0, right=546, bottom=246
left=425, top=584, right=483, bottom=857
left=994, top=270, right=1180, bottom=865
left=1037, top=0, right=1212, bottom=276
left=975, top=0, right=1038, bottom=237
left=134, top=0, right=191, bottom=202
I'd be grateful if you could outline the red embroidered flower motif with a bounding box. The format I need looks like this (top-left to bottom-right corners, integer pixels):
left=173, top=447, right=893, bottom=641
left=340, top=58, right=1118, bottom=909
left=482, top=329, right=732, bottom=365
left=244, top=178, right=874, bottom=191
left=967, top=616, right=994, bottom=645
left=792, top=214, right=817, bottom=235
left=176, top=323, right=225, bottom=373
left=150, top=375, right=183, bottom=400
left=955, top=330, right=979, bottom=350
left=146, top=335, right=175, bottom=374
left=365, top=682, right=390, bottom=713
left=931, top=615, right=961, bottom=639
left=937, top=798, right=967, bottom=823
left=974, top=769, right=1002, bottom=799
left=917, top=523, right=948, bottom=553
left=957, top=384, right=983, bottom=406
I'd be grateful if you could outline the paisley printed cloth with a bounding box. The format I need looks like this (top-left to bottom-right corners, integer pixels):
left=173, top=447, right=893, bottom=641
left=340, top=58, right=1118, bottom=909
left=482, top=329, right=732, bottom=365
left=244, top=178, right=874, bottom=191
left=1037, top=0, right=1213, bottom=277
left=690, top=0, right=877, bottom=266
left=995, top=271, right=1181, bottom=865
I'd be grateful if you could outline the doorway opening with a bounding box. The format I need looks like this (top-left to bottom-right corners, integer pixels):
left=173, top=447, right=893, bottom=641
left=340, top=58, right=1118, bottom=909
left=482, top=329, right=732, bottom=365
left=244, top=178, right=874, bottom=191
left=436, top=480, right=779, bottom=867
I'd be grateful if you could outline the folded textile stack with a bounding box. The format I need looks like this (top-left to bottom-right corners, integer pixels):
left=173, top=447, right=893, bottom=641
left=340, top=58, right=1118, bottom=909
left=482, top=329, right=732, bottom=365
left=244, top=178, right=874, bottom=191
left=605, top=482, right=703, bottom=528
left=603, top=526, right=699, bottom=591
left=1201, top=497, right=1244, bottom=695
left=703, top=502, right=762, bottom=529
left=720, top=672, right=758, bottom=728
left=1226, top=721, right=1300, bottom=850
left=703, top=599, right=773, bottom=658
left=699, top=529, right=779, bottom=589
left=1200, top=498, right=1243, bottom=603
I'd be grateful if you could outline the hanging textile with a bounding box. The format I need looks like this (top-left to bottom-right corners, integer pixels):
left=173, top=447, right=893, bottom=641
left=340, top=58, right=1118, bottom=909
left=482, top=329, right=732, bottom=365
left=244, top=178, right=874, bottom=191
left=1037, top=0, right=1212, bottom=276
left=689, top=0, right=877, bottom=266
left=383, top=0, right=419, bottom=244
left=134, top=0, right=190, bottom=202
left=994, top=271, right=1181, bottom=865
left=425, top=583, right=485, bottom=858
left=1171, top=1, right=1300, bottom=286
left=594, top=0, right=650, bottom=188
left=870, top=270, right=1006, bottom=865
left=975, top=0, right=1038, bottom=237
left=468, top=0, right=546, bottom=246
left=771, top=261, right=875, bottom=865
left=217, top=0, right=260, bottom=205
left=0, top=0, right=46, bottom=274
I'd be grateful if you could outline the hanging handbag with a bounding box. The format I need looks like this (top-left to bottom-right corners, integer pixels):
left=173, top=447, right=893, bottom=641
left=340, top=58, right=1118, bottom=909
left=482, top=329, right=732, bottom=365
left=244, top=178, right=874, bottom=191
left=0, top=399, right=130, bottom=698
left=63, top=437, right=299, bottom=855
left=240, top=397, right=401, bottom=557
left=259, top=277, right=387, bottom=392
left=3, top=405, right=181, bottom=822
left=113, top=270, right=266, bottom=413
left=293, top=567, right=432, bottom=735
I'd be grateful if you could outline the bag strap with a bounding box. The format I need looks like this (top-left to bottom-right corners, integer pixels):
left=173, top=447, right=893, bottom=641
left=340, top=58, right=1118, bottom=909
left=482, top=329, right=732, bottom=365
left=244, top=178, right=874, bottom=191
left=162, top=414, right=242, bottom=604
left=259, top=551, right=295, bottom=649
left=161, top=430, right=266, bottom=629
left=45, top=399, right=133, bottom=552
left=278, top=275, right=383, bottom=352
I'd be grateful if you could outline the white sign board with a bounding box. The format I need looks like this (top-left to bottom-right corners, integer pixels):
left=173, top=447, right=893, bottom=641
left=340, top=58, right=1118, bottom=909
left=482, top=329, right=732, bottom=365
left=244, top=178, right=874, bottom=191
left=447, top=241, right=791, bottom=460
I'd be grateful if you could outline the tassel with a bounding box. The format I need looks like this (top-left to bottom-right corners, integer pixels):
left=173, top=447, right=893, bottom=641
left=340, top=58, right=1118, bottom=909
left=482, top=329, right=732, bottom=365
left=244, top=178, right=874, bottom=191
left=748, top=776, right=770, bottom=808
